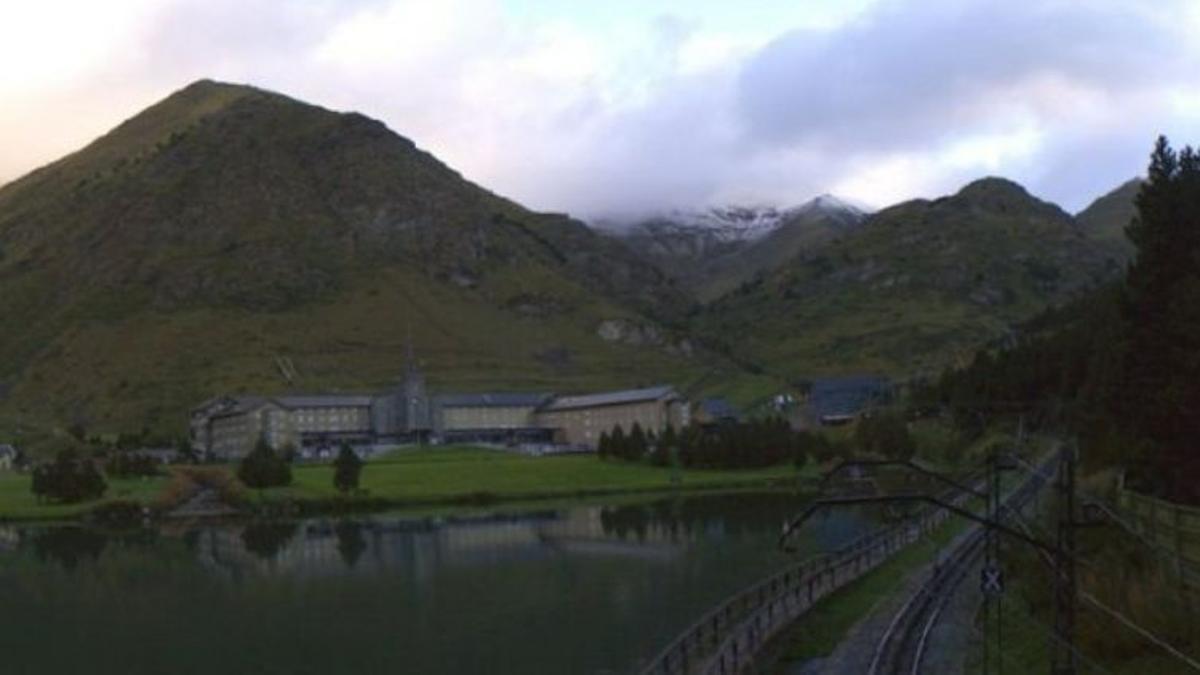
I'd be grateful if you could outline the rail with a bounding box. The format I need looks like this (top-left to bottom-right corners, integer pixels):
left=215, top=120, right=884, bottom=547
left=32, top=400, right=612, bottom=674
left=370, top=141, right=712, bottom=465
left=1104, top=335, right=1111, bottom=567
left=866, top=454, right=1055, bottom=675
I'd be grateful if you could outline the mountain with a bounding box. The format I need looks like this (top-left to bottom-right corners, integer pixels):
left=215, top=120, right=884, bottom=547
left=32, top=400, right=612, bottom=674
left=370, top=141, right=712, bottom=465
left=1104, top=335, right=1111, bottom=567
left=1076, top=178, right=1141, bottom=261
left=0, top=80, right=765, bottom=437
left=604, top=195, right=869, bottom=301
left=694, top=177, right=1123, bottom=380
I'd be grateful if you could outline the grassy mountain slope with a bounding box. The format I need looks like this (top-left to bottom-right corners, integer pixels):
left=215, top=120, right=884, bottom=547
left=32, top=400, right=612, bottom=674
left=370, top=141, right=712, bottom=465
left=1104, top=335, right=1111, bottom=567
left=1075, top=178, right=1141, bottom=261
left=0, top=80, right=763, bottom=436
left=694, top=178, right=1122, bottom=381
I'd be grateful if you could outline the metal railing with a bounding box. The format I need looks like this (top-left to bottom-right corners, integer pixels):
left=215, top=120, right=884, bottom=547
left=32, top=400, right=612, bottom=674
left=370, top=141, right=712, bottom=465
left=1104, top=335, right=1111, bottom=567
left=640, top=459, right=1053, bottom=675
left=639, top=487, right=964, bottom=675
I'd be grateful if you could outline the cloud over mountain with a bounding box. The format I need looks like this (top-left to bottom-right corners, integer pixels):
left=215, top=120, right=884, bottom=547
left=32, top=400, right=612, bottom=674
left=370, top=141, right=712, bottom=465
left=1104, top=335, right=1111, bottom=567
left=1, top=0, right=1197, bottom=216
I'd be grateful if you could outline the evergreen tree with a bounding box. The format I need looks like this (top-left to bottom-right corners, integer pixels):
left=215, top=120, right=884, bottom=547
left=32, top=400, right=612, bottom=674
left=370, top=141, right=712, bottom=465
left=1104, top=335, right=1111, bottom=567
left=237, top=439, right=292, bottom=489
left=610, top=425, right=627, bottom=461
left=30, top=449, right=108, bottom=504
left=333, top=443, right=364, bottom=494
left=652, top=424, right=677, bottom=467
left=1120, top=137, right=1200, bottom=498
left=597, top=430, right=611, bottom=460
left=628, top=423, right=648, bottom=461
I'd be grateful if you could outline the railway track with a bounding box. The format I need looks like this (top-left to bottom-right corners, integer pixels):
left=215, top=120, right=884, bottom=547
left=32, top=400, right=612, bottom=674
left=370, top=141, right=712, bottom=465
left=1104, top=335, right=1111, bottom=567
left=865, top=456, right=1054, bottom=675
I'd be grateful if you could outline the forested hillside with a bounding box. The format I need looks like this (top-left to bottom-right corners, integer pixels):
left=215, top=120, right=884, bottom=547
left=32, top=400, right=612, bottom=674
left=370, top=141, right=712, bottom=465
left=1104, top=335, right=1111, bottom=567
left=923, top=137, right=1200, bottom=501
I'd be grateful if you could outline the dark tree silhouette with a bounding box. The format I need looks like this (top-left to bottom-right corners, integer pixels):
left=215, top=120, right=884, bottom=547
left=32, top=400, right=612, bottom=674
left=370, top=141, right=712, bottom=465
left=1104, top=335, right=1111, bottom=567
left=237, top=439, right=292, bottom=489
left=333, top=443, right=364, bottom=494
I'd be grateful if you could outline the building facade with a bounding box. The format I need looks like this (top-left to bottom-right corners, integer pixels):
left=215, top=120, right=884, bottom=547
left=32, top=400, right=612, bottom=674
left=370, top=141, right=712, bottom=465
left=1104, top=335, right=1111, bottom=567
left=433, top=393, right=554, bottom=444
left=534, top=386, right=690, bottom=448
left=193, top=381, right=694, bottom=458
left=190, top=343, right=695, bottom=457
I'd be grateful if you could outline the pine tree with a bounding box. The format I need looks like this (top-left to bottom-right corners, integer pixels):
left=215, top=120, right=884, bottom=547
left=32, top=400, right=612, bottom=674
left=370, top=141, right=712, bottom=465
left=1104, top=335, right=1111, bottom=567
left=597, top=430, right=611, bottom=460
left=333, top=443, right=364, bottom=494
left=238, top=438, right=292, bottom=489
left=653, top=424, right=677, bottom=467
left=610, top=425, right=627, bottom=461
left=1120, top=137, right=1200, bottom=498
left=628, top=423, right=648, bottom=461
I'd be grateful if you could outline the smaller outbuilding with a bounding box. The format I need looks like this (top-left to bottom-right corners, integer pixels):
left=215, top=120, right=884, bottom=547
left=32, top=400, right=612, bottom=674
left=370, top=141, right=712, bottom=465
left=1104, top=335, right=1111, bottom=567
left=695, top=398, right=741, bottom=427
left=0, top=444, right=17, bottom=471
left=807, top=376, right=893, bottom=426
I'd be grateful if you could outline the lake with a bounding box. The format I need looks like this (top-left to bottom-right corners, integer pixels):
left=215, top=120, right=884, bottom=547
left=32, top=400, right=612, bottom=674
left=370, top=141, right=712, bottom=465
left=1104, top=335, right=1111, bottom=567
left=0, top=491, right=879, bottom=674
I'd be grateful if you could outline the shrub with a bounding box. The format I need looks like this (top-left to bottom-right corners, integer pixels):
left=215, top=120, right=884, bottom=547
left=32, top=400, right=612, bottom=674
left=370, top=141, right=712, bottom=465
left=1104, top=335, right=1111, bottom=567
left=237, top=439, right=292, bottom=489
left=31, top=450, right=108, bottom=504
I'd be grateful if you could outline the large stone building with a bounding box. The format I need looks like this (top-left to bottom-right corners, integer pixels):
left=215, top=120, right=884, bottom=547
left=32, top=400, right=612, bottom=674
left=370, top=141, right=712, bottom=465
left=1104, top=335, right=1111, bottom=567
left=192, top=374, right=690, bottom=459
left=432, top=393, right=555, bottom=445
left=535, top=386, right=690, bottom=448
left=191, top=354, right=432, bottom=458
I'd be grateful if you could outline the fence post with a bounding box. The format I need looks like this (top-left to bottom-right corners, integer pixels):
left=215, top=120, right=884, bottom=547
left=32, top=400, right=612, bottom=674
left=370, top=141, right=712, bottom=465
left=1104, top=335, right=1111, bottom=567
left=1150, top=493, right=1158, bottom=547
left=1176, top=502, right=1185, bottom=577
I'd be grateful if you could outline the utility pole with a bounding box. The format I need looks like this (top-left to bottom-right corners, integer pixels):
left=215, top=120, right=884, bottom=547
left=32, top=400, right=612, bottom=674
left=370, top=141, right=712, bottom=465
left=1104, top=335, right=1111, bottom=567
left=1051, top=442, right=1078, bottom=675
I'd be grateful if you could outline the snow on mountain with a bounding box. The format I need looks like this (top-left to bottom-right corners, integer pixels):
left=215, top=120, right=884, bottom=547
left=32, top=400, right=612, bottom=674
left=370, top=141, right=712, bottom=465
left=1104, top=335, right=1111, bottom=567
left=596, top=194, right=870, bottom=244
left=802, top=194, right=872, bottom=218
left=640, top=205, right=794, bottom=243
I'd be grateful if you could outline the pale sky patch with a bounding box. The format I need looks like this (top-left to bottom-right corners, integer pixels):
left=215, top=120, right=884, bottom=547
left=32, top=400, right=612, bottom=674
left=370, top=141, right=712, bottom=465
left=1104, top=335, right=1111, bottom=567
left=1, top=0, right=1197, bottom=219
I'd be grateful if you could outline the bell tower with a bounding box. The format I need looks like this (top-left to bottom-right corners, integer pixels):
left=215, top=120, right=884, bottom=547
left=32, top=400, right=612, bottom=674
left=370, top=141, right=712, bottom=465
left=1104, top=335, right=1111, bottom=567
left=398, top=330, right=430, bottom=437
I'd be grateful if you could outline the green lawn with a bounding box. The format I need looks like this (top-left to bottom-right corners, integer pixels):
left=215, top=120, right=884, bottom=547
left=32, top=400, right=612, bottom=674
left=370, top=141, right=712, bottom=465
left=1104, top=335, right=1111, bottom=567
left=0, top=471, right=167, bottom=521
left=0, top=446, right=809, bottom=520
left=252, top=446, right=808, bottom=506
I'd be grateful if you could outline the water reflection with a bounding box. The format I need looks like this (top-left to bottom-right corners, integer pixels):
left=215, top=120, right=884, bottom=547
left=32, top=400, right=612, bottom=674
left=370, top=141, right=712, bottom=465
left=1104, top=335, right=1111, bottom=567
left=0, top=491, right=882, bottom=675
left=240, top=521, right=299, bottom=561
left=4, top=493, right=878, bottom=578
left=30, top=527, right=107, bottom=569
left=335, top=520, right=367, bottom=568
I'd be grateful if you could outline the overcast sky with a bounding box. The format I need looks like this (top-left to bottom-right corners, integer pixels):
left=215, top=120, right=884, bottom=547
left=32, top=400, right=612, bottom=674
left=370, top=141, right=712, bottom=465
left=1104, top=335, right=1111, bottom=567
left=2, top=0, right=1198, bottom=219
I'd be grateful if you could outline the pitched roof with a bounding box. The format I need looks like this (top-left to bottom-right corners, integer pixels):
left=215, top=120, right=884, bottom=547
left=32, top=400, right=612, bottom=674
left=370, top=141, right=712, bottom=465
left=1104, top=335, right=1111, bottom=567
left=809, top=376, right=891, bottom=393
left=541, top=385, right=678, bottom=412
left=435, top=393, right=553, bottom=408
left=808, top=376, right=891, bottom=418
left=274, top=395, right=375, bottom=409
left=700, top=397, right=740, bottom=419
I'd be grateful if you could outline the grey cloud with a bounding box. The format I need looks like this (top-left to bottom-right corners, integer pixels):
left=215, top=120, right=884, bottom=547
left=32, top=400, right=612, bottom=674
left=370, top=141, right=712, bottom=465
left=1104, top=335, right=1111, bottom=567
left=735, top=0, right=1193, bottom=152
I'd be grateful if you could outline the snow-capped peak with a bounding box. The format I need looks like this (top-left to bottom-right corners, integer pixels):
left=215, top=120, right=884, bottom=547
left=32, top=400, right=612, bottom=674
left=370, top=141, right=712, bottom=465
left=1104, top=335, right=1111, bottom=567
left=592, top=194, right=871, bottom=244
left=801, top=193, right=872, bottom=217
left=645, top=205, right=792, bottom=242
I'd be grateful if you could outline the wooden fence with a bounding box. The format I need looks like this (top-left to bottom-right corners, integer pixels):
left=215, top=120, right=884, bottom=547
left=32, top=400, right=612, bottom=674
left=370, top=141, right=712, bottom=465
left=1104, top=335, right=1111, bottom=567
left=1115, top=487, right=1200, bottom=587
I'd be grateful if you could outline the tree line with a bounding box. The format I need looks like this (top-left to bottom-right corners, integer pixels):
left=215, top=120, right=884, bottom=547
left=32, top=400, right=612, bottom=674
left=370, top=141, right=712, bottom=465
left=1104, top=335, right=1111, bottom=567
left=598, top=417, right=846, bottom=470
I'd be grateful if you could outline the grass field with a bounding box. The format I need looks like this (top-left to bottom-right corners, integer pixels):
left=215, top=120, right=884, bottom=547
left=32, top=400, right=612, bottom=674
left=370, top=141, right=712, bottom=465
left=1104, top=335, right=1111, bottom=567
left=0, top=446, right=809, bottom=520
left=251, top=447, right=808, bottom=507
left=0, top=472, right=167, bottom=521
